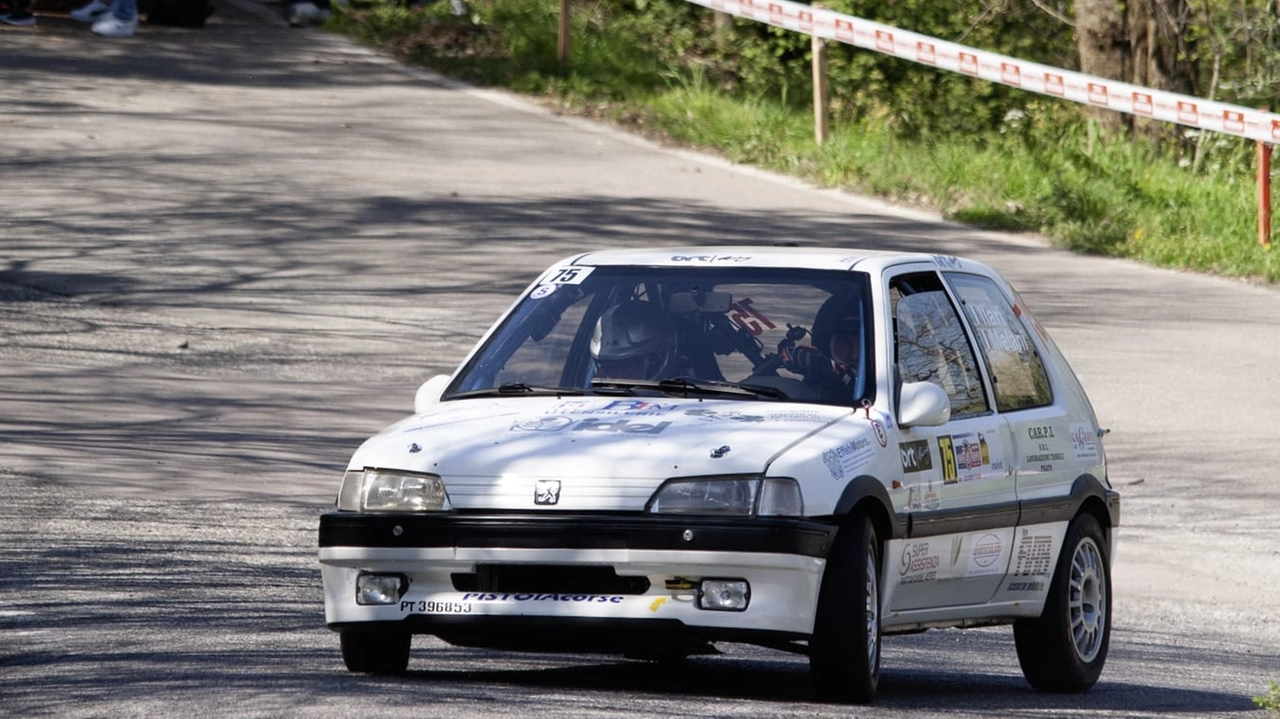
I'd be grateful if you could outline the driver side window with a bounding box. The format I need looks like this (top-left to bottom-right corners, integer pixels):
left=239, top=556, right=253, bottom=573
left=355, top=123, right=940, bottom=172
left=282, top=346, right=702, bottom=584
left=891, top=273, right=989, bottom=418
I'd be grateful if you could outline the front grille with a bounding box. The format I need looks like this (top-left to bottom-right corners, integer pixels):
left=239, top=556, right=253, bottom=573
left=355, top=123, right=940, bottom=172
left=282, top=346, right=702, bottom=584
left=451, top=564, right=650, bottom=595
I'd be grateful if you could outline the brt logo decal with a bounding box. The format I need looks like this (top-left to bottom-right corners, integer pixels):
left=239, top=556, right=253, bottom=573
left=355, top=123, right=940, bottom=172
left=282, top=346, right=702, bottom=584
left=899, top=440, right=933, bottom=474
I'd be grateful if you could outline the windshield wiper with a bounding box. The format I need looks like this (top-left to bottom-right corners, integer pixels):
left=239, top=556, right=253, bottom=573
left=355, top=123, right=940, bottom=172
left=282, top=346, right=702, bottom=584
left=591, top=377, right=788, bottom=400
left=453, top=383, right=588, bottom=399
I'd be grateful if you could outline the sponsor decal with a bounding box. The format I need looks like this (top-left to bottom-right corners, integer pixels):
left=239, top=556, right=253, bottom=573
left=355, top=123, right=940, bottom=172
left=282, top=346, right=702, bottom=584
left=972, top=534, right=1002, bottom=568
left=821, top=436, right=875, bottom=481
left=871, top=419, right=888, bottom=447
left=764, top=410, right=824, bottom=423
left=512, top=416, right=575, bottom=432
left=534, top=479, right=561, bottom=505
left=937, top=431, right=1004, bottom=484
left=821, top=448, right=844, bottom=481
left=669, top=254, right=752, bottom=263
left=1224, top=110, right=1245, bottom=133
left=572, top=418, right=671, bottom=435
left=1012, top=528, right=1055, bottom=577
left=1026, top=425, right=1055, bottom=440
left=899, top=541, right=940, bottom=584
left=906, top=482, right=941, bottom=511
left=932, top=254, right=964, bottom=269
left=959, top=52, right=978, bottom=76
left=510, top=416, right=672, bottom=434
left=458, top=593, right=626, bottom=603
left=899, top=439, right=933, bottom=474
left=684, top=408, right=766, bottom=423
left=649, top=597, right=668, bottom=612
left=1005, top=579, right=1046, bottom=592
left=529, top=284, right=557, bottom=299
left=1177, top=101, right=1199, bottom=124
left=968, top=532, right=1006, bottom=577
left=555, top=399, right=677, bottom=416
left=967, top=303, right=1031, bottom=353
left=1070, top=423, right=1100, bottom=463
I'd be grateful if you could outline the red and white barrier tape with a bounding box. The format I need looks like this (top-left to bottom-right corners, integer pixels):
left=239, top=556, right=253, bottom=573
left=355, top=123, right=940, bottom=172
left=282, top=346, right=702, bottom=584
left=687, top=0, right=1280, bottom=143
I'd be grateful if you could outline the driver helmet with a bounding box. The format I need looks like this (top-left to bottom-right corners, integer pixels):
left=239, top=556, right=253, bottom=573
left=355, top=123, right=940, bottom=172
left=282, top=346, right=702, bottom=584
left=590, top=300, right=677, bottom=380
left=811, top=294, right=864, bottom=367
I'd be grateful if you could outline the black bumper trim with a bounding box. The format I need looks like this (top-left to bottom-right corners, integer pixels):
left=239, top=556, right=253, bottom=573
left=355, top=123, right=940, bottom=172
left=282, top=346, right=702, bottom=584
left=319, top=512, right=838, bottom=558
left=327, top=615, right=807, bottom=655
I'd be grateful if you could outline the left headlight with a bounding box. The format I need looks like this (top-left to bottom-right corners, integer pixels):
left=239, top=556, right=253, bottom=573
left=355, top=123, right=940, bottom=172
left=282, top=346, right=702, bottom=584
left=337, top=468, right=452, bottom=512
left=646, top=476, right=803, bottom=517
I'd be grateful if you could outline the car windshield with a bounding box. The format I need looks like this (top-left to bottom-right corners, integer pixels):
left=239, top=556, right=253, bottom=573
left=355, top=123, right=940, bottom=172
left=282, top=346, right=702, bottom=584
left=447, top=265, right=875, bottom=406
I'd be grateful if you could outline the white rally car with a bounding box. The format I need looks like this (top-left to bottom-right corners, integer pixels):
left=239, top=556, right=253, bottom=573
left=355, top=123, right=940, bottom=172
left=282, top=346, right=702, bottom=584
left=319, top=247, right=1119, bottom=704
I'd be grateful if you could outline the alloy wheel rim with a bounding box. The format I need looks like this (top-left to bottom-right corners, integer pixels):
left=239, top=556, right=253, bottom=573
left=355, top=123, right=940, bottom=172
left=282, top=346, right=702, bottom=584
left=1068, top=537, right=1106, bottom=662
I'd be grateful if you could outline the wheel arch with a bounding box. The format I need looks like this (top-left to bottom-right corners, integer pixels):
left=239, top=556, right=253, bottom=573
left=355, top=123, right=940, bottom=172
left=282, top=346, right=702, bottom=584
left=831, top=474, right=906, bottom=544
left=1068, top=473, right=1121, bottom=531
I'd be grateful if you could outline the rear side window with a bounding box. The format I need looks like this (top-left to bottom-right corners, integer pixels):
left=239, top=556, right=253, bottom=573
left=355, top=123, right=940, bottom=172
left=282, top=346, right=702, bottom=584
left=945, top=273, right=1052, bottom=412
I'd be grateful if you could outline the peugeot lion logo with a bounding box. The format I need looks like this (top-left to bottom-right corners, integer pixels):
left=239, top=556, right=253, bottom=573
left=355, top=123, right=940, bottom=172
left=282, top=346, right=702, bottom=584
left=534, top=479, right=562, bottom=505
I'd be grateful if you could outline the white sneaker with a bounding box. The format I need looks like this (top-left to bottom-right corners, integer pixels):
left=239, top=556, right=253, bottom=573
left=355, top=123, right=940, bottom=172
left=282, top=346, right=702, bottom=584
left=70, top=0, right=111, bottom=22
left=91, top=13, right=136, bottom=36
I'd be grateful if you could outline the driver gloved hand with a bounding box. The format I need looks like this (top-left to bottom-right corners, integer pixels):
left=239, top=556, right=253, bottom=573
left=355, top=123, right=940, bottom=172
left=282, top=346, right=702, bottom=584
left=780, top=344, right=833, bottom=376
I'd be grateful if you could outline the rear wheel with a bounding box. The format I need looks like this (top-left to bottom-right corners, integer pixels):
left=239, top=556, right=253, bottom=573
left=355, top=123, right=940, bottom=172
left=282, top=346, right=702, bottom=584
left=1014, top=512, right=1111, bottom=691
left=809, top=510, right=881, bottom=704
left=340, top=629, right=411, bottom=674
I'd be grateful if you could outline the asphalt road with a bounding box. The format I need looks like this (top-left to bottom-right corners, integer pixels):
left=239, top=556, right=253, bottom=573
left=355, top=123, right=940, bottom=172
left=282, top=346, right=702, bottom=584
left=2, top=2, right=1278, bottom=717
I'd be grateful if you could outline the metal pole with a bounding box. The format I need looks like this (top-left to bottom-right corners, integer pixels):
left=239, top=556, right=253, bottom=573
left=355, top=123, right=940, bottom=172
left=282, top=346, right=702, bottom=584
left=1259, top=140, right=1272, bottom=250
left=812, top=33, right=828, bottom=145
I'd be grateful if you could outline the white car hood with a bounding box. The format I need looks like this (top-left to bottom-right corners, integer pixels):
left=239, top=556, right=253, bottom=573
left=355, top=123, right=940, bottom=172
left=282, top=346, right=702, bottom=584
left=349, top=396, right=854, bottom=510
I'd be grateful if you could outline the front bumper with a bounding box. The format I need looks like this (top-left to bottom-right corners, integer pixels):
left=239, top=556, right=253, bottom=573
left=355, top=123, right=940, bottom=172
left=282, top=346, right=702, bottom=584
left=319, top=512, right=837, bottom=645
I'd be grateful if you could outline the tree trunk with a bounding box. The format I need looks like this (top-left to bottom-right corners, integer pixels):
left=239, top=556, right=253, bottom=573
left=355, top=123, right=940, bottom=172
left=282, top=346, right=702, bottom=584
left=1073, top=0, right=1196, bottom=138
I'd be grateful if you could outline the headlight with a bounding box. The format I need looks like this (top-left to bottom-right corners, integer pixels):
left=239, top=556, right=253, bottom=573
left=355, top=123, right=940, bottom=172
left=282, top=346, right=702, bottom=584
left=646, top=476, right=803, bottom=517
left=337, top=468, right=452, bottom=512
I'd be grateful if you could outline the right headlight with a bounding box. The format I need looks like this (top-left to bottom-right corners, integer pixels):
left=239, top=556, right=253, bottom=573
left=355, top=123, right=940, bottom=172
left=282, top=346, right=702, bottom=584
left=337, top=468, right=452, bottom=512
left=646, top=476, right=803, bottom=517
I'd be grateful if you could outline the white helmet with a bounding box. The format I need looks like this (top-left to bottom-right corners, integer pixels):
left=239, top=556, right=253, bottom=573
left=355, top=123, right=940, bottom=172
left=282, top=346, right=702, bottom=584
left=590, top=301, right=677, bottom=380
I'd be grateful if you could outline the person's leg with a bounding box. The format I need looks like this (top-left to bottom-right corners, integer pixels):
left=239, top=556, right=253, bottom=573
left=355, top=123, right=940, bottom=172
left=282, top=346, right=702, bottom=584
left=91, top=0, right=134, bottom=35
left=111, top=0, right=134, bottom=21
left=1, top=0, right=36, bottom=25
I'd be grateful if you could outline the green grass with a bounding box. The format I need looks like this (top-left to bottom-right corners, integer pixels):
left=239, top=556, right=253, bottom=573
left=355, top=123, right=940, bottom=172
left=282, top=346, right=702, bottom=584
left=1258, top=680, right=1280, bottom=713
left=328, top=0, right=1280, bottom=284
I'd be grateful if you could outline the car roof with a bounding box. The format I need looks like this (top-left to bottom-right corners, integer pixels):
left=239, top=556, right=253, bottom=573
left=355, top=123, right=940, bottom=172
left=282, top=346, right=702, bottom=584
left=564, top=246, right=995, bottom=276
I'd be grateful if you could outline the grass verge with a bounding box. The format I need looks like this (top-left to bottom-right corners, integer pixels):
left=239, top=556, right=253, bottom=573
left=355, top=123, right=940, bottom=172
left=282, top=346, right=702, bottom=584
left=327, top=0, right=1280, bottom=284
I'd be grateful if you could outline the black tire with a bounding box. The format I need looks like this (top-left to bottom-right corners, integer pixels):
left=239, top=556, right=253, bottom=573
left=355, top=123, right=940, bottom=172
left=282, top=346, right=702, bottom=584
left=809, top=510, right=881, bottom=704
left=1014, top=512, right=1112, bottom=692
left=340, top=629, right=411, bottom=674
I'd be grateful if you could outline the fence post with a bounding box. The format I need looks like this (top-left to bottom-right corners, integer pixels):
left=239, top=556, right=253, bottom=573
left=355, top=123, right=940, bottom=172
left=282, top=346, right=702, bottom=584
left=811, top=33, right=828, bottom=145
left=1259, top=140, right=1273, bottom=250
left=558, top=0, right=571, bottom=65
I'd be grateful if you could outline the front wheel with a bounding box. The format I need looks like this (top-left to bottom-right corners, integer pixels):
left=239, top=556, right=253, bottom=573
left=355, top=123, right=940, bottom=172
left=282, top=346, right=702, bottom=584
left=340, top=628, right=411, bottom=674
left=809, top=510, right=881, bottom=704
left=1013, top=512, right=1112, bottom=691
